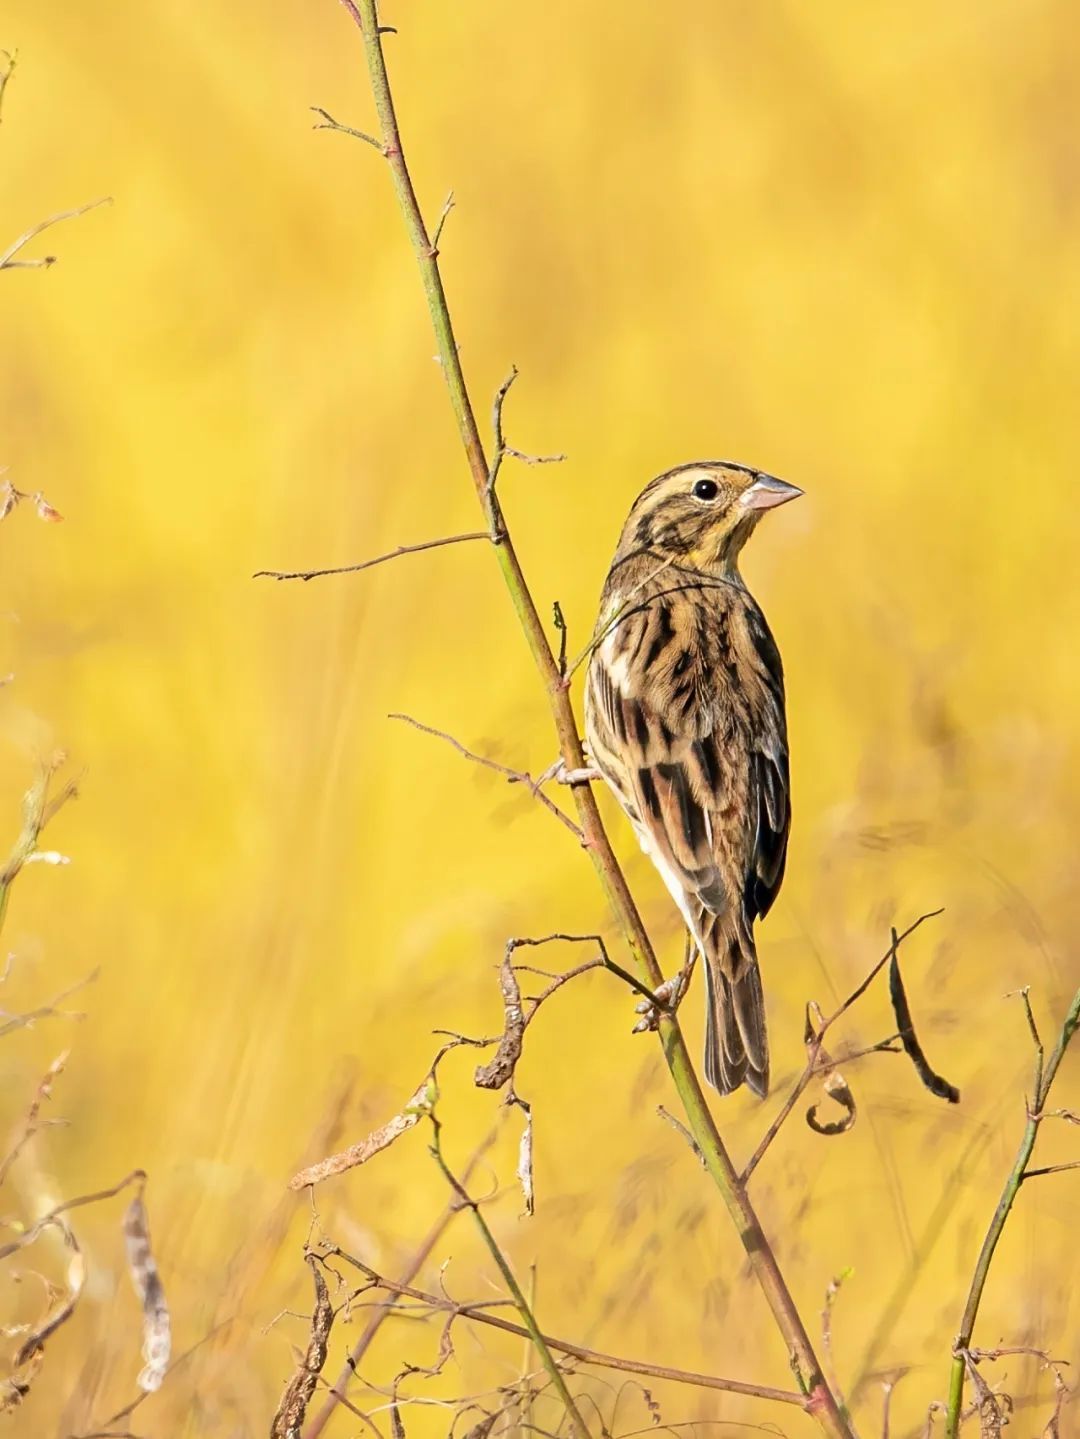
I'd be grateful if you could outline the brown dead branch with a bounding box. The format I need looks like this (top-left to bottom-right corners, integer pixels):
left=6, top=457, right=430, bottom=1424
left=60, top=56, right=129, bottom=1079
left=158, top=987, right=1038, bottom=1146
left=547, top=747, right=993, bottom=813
left=320, top=1244, right=807, bottom=1409
left=271, top=1257, right=336, bottom=1439
left=303, top=1129, right=499, bottom=1439
left=0, top=196, right=110, bottom=271
left=289, top=1080, right=434, bottom=1189
left=0, top=969, right=96, bottom=1043
left=0, top=1168, right=145, bottom=1262
left=390, top=713, right=584, bottom=840
left=254, top=530, right=489, bottom=583
left=12, top=1221, right=85, bottom=1367
left=741, top=910, right=944, bottom=1182
left=0, top=1049, right=68, bottom=1186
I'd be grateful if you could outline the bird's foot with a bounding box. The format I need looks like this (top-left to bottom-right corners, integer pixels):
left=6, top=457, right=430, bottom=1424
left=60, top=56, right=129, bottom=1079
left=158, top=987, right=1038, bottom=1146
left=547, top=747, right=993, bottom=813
left=535, top=757, right=601, bottom=788
left=631, top=962, right=695, bottom=1033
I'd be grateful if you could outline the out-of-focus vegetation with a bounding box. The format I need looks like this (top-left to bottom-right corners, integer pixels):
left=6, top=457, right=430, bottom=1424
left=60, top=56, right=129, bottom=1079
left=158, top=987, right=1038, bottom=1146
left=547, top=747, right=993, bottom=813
left=1, top=2, right=1078, bottom=1435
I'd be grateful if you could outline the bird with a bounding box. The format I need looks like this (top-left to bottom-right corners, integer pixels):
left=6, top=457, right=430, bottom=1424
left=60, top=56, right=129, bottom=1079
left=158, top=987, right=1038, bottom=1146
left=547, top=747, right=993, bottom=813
left=583, top=461, right=802, bottom=1097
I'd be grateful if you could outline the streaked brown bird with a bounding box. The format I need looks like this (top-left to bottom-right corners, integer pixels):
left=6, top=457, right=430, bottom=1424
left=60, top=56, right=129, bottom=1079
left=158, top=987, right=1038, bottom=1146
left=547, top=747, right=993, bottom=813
left=584, top=461, right=802, bottom=1097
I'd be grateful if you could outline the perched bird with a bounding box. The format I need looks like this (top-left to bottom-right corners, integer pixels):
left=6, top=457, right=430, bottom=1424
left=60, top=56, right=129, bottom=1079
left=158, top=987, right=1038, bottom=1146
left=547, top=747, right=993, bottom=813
left=584, top=461, right=802, bottom=1097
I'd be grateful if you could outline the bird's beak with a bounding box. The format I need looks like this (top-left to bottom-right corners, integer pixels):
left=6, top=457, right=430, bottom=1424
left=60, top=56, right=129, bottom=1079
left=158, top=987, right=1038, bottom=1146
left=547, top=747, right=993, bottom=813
left=740, top=473, right=804, bottom=512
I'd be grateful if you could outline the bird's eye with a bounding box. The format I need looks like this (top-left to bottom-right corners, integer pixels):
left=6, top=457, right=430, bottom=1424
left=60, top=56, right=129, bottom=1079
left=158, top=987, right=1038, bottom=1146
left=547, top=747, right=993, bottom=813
left=692, top=478, right=719, bottom=501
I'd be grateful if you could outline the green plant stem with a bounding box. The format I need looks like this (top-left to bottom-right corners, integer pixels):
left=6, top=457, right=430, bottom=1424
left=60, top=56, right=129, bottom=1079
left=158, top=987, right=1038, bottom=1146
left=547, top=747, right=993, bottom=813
left=428, top=1112, right=593, bottom=1439
left=339, top=5, right=855, bottom=1435
left=943, top=987, right=1080, bottom=1439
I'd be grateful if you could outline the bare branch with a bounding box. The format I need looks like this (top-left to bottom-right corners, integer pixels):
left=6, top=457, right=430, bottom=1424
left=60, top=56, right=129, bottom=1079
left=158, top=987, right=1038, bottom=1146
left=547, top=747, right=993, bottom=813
left=254, top=530, right=489, bottom=583
left=12, top=1222, right=84, bottom=1367
left=656, top=1106, right=705, bottom=1167
left=310, top=104, right=384, bottom=152
left=0, top=197, right=110, bottom=271
left=429, top=190, right=454, bottom=255
left=1021, top=1160, right=1080, bottom=1181
left=0, top=1049, right=68, bottom=1186
left=320, top=1243, right=808, bottom=1409
left=271, top=1256, right=335, bottom=1439
left=0, top=968, right=96, bottom=1041
left=389, top=713, right=583, bottom=840
left=552, top=600, right=568, bottom=678
left=741, top=910, right=944, bottom=1182
left=821, top=1269, right=853, bottom=1421
left=485, top=367, right=565, bottom=533
left=426, top=1104, right=593, bottom=1439
left=303, top=1130, right=498, bottom=1439
left=0, top=1168, right=146, bottom=1262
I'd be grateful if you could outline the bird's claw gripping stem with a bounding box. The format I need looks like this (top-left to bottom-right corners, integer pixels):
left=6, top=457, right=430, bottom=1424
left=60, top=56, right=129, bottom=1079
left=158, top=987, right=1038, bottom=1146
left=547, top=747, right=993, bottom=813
left=535, top=757, right=601, bottom=788
left=631, top=958, right=696, bottom=1033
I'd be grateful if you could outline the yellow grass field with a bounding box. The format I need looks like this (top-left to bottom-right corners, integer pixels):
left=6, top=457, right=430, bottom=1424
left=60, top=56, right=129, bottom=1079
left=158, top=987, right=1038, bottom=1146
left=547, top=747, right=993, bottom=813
left=2, top=3, right=1078, bottom=1435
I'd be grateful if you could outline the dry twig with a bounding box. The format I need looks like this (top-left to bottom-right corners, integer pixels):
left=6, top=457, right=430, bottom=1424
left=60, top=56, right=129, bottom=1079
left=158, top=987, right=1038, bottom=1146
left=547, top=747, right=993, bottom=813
left=390, top=713, right=583, bottom=840
left=290, top=1080, right=434, bottom=1189
left=741, top=911, right=944, bottom=1182
left=272, top=1257, right=335, bottom=1439
left=0, top=197, right=110, bottom=271
left=321, top=1244, right=808, bottom=1409
left=943, top=986, right=1080, bottom=1438
left=254, top=531, right=489, bottom=582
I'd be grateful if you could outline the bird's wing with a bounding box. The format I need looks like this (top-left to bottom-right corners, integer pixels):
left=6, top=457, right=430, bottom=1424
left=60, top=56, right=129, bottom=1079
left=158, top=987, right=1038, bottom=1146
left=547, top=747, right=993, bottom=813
left=587, top=579, right=789, bottom=928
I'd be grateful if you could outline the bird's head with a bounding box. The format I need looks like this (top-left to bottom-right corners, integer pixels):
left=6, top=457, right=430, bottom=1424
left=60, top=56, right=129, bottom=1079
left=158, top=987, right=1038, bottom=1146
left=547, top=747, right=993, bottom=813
left=613, top=461, right=803, bottom=574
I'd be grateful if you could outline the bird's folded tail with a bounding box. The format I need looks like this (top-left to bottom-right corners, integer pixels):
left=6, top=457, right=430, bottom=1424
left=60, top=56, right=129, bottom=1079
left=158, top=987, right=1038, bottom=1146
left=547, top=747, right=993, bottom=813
left=701, top=919, right=769, bottom=1098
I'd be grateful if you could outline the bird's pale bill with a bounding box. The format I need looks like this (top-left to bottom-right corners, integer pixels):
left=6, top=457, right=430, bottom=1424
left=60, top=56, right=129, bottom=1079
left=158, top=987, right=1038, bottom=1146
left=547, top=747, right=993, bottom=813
left=740, top=474, right=804, bottom=512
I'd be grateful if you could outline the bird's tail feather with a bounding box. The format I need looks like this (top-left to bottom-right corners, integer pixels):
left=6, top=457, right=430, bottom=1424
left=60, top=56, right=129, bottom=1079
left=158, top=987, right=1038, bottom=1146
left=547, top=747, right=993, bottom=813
left=701, top=921, right=769, bottom=1098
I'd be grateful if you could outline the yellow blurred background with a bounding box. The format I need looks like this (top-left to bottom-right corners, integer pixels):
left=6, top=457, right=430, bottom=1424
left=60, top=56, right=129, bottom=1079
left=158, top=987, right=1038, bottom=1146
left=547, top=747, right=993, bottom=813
left=2, top=1, right=1078, bottom=1434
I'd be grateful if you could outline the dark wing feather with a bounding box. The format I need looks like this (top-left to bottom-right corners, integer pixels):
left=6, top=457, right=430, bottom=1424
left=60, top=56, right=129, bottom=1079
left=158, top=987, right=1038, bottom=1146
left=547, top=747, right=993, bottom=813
left=586, top=578, right=790, bottom=929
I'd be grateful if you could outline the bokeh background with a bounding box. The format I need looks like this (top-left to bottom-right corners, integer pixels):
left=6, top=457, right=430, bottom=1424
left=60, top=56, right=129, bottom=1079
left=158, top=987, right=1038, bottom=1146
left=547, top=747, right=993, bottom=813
left=2, top=1, right=1078, bottom=1434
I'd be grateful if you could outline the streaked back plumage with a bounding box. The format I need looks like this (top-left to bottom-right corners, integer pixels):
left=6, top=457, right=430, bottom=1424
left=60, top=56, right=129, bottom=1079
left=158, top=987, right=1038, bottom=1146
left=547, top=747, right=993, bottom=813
left=584, top=461, right=797, bottom=1097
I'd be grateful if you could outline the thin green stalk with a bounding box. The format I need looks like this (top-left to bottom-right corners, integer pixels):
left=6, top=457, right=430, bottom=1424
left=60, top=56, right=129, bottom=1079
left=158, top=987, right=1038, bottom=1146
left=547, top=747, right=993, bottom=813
left=428, top=1111, right=593, bottom=1439
left=943, top=987, right=1080, bottom=1439
left=336, top=5, right=854, bottom=1435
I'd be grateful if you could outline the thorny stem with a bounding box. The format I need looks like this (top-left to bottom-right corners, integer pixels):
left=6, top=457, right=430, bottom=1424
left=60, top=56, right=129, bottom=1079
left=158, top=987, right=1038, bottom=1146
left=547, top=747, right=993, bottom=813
left=336, top=4, right=855, bottom=1434
left=943, top=987, right=1080, bottom=1439
left=428, top=1109, right=593, bottom=1439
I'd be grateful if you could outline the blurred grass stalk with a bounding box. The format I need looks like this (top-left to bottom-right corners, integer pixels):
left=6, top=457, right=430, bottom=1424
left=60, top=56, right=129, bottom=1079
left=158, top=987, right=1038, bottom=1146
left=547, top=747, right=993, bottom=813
left=334, top=1, right=852, bottom=1434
